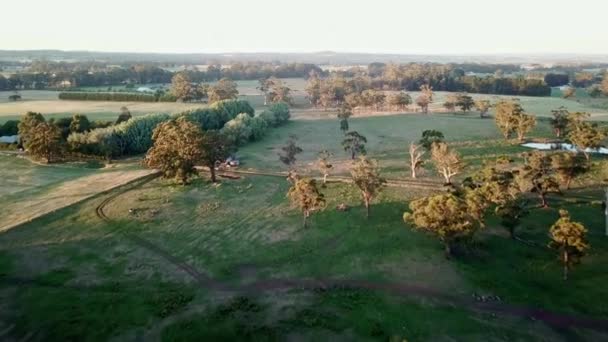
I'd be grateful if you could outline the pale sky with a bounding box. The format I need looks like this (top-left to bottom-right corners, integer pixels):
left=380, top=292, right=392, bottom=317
left=2, top=0, right=607, bottom=54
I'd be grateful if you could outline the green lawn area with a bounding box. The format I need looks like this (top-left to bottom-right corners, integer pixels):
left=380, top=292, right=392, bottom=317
left=237, top=112, right=555, bottom=178
left=0, top=175, right=606, bottom=340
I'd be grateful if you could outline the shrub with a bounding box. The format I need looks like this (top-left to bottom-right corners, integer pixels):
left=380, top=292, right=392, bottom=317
left=268, top=102, right=290, bottom=123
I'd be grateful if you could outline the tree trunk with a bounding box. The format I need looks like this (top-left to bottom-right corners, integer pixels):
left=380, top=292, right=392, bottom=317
left=303, top=213, right=308, bottom=228
left=539, top=192, right=548, bottom=208
left=444, top=242, right=452, bottom=259
left=565, top=176, right=572, bottom=190
left=508, top=226, right=515, bottom=239
left=323, top=173, right=328, bottom=184
left=351, top=151, right=355, bottom=160
left=210, top=165, right=217, bottom=183
left=365, top=199, right=370, bottom=219
left=563, top=250, right=569, bottom=281
left=411, top=167, right=416, bottom=179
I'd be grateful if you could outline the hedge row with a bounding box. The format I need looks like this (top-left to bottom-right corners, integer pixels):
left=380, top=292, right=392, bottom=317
left=58, top=92, right=177, bottom=102
left=221, top=102, right=291, bottom=146
left=182, top=100, right=255, bottom=130
left=67, top=99, right=282, bottom=158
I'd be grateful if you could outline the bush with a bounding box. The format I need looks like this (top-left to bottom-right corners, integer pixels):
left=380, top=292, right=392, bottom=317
left=268, top=102, right=290, bottom=123
left=0, top=120, right=19, bottom=136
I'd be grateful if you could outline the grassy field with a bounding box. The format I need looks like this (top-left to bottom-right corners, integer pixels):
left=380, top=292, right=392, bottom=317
left=1, top=78, right=608, bottom=340
left=237, top=112, right=556, bottom=178
left=0, top=173, right=606, bottom=340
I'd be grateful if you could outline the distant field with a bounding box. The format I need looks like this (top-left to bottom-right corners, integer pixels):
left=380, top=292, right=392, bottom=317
left=2, top=80, right=608, bottom=123
left=0, top=79, right=309, bottom=123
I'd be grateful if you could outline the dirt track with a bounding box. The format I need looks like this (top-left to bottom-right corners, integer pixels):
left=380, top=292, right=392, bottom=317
left=0, top=169, right=158, bottom=233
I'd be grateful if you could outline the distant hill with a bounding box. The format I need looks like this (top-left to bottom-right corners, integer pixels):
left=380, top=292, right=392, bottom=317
left=2, top=50, right=608, bottom=65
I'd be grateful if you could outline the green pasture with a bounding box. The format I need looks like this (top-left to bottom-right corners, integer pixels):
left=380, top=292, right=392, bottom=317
left=0, top=174, right=605, bottom=340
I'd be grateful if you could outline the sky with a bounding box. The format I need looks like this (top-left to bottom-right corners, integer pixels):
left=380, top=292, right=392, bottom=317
left=2, top=0, right=607, bottom=55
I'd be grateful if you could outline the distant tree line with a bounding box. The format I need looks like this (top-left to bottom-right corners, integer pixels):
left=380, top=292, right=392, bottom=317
left=338, top=63, right=551, bottom=96
left=0, top=62, right=323, bottom=90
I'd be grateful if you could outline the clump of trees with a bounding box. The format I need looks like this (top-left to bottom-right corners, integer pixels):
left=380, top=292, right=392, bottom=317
left=304, top=65, right=551, bottom=113
left=170, top=72, right=239, bottom=103
left=258, top=77, right=293, bottom=105
left=443, top=93, right=474, bottom=113
left=494, top=100, right=536, bottom=142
